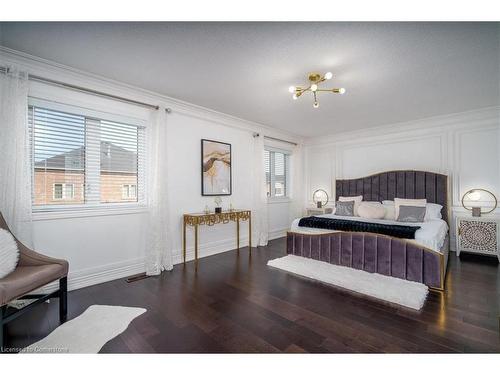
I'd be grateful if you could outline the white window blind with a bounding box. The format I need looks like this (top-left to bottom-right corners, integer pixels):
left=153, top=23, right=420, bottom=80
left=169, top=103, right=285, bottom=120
left=265, top=148, right=290, bottom=199
left=29, top=104, right=146, bottom=210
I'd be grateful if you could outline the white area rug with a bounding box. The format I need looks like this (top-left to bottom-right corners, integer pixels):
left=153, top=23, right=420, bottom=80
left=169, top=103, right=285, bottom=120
left=21, top=305, right=146, bottom=353
left=267, top=255, right=428, bottom=310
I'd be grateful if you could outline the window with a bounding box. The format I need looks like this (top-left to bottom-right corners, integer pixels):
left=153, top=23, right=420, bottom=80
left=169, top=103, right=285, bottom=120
left=31, top=107, right=85, bottom=206
left=122, top=184, right=137, bottom=200
left=29, top=103, right=145, bottom=210
left=53, top=183, right=75, bottom=200
left=99, top=120, right=141, bottom=204
left=265, top=149, right=290, bottom=199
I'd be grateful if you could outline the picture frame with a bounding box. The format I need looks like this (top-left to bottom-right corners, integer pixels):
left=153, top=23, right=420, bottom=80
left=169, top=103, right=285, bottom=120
left=201, top=139, right=232, bottom=196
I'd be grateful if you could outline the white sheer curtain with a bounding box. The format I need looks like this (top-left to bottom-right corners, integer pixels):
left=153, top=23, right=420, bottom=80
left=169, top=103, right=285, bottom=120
left=251, top=134, right=269, bottom=247
left=0, top=67, right=32, bottom=245
left=289, top=144, right=305, bottom=222
left=145, top=106, right=173, bottom=275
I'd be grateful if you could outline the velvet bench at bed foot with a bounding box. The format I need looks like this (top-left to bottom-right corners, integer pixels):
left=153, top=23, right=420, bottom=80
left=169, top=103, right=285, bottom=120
left=286, top=231, right=445, bottom=290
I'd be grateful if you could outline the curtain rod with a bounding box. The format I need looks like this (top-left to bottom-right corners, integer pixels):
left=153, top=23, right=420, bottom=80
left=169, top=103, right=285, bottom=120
left=0, top=66, right=171, bottom=112
left=253, top=133, right=298, bottom=146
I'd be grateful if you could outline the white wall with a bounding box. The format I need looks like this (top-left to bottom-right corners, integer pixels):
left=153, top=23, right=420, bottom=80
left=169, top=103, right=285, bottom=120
left=1, top=47, right=301, bottom=291
left=166, top=110, right=292, bottom=264
left=304, top=106, right=500, bottom=251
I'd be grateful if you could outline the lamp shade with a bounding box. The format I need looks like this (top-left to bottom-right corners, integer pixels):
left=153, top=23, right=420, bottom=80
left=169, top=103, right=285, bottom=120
left=313, top=189, right=329, bottom=208
left=461, top=188, right=497, bottom=215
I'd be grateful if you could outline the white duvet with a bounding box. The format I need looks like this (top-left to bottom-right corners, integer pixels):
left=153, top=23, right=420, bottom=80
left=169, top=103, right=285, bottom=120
left=290, top=214, right=449, bottom=252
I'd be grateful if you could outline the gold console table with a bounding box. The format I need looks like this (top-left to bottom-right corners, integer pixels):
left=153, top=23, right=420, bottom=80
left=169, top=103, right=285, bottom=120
left=183, top=209, right=252, bottom=263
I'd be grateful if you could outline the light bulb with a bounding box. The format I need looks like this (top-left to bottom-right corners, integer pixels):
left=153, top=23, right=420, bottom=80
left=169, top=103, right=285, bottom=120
left=311, top=84, right=318, bottom=92
left=324, top=72, right=333, bottom=80
left=292, top=94, right=298, bottom=100
left=339, top=88, right=346, bottom=94
left=313, top=102, right=319, bottom=108
left=288, top=86, right=296, bottom=93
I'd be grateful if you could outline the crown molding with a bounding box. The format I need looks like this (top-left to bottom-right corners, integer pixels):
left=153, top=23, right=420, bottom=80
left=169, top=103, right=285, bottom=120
left=0, top=45, right=304, bottom=144
left=304, top=105, right=500, bottom=147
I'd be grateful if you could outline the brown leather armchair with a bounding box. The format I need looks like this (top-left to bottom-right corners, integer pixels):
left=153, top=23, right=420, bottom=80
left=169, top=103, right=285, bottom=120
left=0, top=213, right=68, bottom=350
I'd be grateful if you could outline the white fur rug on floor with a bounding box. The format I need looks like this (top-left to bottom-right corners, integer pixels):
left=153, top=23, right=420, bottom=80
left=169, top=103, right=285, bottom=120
left=267, top=255, right=428, bottom=310
left=21, top=305, right=146, bottom=353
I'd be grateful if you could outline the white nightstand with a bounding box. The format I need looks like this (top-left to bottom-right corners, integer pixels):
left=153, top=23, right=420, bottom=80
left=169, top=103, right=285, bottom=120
left=456, top=216, right=500, bottom=262
left=306, top=207, right=334, bottom=216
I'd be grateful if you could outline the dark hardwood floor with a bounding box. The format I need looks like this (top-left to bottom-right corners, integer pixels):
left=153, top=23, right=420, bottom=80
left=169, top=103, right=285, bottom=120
left=4, top=238, right=500, bottom=353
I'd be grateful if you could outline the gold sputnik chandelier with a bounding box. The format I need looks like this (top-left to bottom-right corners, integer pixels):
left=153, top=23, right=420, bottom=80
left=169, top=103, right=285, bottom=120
left=289, top=72, right=346, bottom=108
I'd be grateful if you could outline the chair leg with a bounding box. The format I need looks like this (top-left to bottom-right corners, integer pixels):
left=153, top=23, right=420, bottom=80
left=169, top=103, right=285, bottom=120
left=1, top=305, right=6, bottom=352
left=59, top=277, right=68, bottom=324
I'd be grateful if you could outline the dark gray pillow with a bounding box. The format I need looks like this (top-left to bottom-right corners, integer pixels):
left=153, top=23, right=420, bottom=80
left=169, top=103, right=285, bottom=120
left=335, top=201, right=355, bottom=216
left=397, top=205, right=426, bottom=222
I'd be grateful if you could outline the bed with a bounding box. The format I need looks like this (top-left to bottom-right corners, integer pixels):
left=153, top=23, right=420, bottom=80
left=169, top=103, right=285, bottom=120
left=287, top=170, right=450, bottom=291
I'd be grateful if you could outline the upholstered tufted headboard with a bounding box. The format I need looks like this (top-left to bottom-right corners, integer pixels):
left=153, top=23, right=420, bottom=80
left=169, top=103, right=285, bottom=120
left=335, top=170, right=449, bottom=223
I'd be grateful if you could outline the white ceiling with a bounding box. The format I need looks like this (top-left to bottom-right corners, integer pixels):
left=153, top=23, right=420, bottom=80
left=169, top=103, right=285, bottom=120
left=1, top=22, right=498, bottom=137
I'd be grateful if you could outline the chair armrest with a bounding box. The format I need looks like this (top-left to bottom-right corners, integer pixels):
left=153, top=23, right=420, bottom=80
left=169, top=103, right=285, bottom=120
left=18, top=243, right=68, bottom=268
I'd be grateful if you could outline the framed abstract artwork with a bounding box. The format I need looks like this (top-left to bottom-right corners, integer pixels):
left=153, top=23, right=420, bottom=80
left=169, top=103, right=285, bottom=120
left=201, top=139, right=232, bottom=196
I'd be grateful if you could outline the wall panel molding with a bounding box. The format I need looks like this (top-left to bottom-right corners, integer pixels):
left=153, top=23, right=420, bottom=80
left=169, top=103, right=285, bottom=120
left=305, top=106, right=500, bottom=147
left=453, top=124, right=500, bottom=207
left=304, top=107, right=500, bottom=251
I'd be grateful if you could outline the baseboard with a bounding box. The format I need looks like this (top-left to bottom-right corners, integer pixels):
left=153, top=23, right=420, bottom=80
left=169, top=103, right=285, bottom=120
left=37, top=230, right=288, bottom=293
left=268, top=227, right=288, bottom=241
left=172, top=229, right=289, bottom=264
left=37, top=258, right=146, bottom=293
left=172, top=235, right=251, bottom=264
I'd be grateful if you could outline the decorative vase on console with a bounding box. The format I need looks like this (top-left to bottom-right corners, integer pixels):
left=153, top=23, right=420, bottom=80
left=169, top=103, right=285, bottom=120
left=214, top=197, right=222, bottom=213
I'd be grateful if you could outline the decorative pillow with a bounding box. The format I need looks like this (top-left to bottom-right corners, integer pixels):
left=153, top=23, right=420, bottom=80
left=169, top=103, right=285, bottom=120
left=394, top=198, right=427, bottom=219
left=381, top=201, right=396, bottom=220
left=0, top=228, right=19, bottom=279
left=338, top=195, right=363, bottom=216
left=397, top=205, right=426, bottom=223
left=384, top=209, right=396, bottom=221
left=335, top=201, right=355, bottom=216
left=357, top=202, right=386, bottom=219
left=384, top=200, right=442, bottom=221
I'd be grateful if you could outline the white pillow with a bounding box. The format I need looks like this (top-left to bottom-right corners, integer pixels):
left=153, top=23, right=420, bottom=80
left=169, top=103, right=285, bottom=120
left=358, top=202, right=386, bottom=219
left=0, top=228, right=19, bottom=279
left=424, top=203, right=443, bottom=221
left=383, top=200, right=442, bottom=221
left=338, top=195, right=363, bottom=216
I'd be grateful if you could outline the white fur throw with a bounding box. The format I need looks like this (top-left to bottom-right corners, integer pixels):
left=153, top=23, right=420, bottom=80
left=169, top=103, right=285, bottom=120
left=358, top=202, right=386, bottom=219
left=0, top=228, right=19, bottom=279
left=268, top=255, right=429, bottom=310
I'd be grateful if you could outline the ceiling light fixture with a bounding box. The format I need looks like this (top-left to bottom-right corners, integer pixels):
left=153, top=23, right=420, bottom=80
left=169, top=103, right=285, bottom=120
left=289, top=72, right=346, bottom=109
